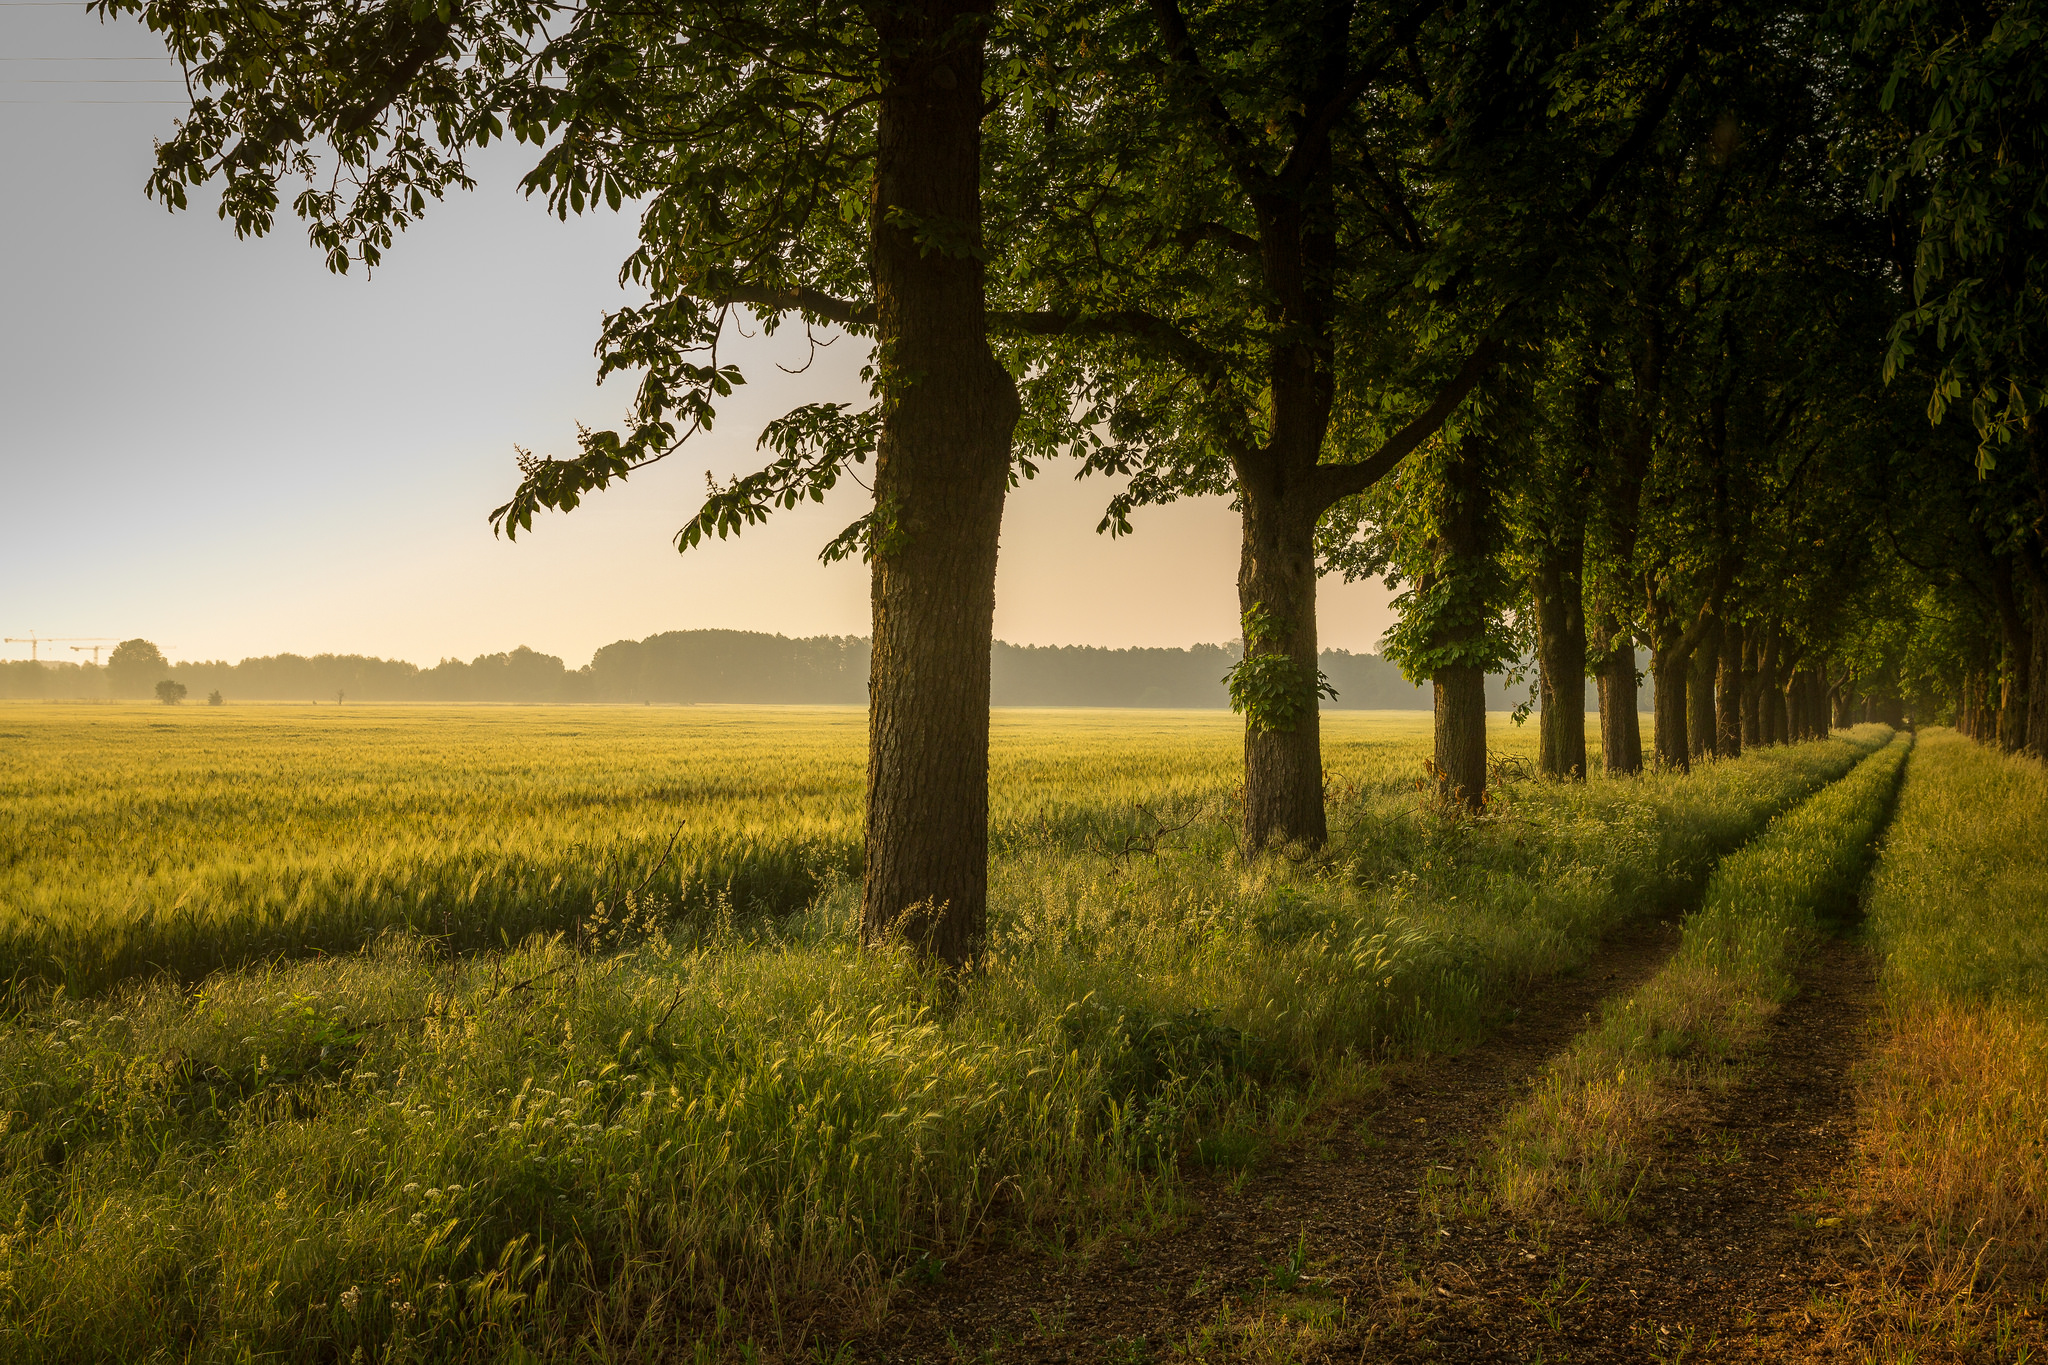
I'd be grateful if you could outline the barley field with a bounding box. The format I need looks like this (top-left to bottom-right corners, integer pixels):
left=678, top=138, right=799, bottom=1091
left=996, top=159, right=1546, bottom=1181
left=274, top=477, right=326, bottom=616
left=0, top=705, right=1889, bottom=1362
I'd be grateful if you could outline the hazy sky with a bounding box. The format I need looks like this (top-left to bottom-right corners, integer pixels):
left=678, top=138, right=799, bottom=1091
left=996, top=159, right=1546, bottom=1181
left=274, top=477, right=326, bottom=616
left=1, top=4, right=1397, bottom=669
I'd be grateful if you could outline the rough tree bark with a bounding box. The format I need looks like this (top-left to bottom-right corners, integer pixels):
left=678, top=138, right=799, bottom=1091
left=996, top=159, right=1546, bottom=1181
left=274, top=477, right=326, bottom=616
left=1239, top=490, right=1328, bottom=847
left=1687, top=615, right=1720, bottom=762
left=1534, top=531, right=1589, bottom=780
left=860, top=0, right=1020, bottom=965
left=2029, top=578, right=2048, bottom=759
left=1592, top=618, right=1643, bottom=774
left=1717, top=618, right=1744, bottom=757
left=1739, top=628, right=1761, bottom=746
left=1649, top=594, right=1721, bottom=771
left=1430, top=433, right=1493, bottom=809
left=1651, top=642, right=1692, bottom=770
left=1989, top=556, right=2031, bottom=754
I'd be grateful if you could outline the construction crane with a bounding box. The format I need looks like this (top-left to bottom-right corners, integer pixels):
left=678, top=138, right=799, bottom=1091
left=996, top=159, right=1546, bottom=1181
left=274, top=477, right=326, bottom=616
left=67, top=641, right=117, bottom=666
left=5, top=635, right=119, bottom=663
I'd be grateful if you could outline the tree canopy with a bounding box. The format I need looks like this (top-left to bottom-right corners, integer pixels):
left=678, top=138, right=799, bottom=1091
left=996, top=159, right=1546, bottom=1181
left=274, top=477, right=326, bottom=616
left=95, top=0, right=2048, bottom=951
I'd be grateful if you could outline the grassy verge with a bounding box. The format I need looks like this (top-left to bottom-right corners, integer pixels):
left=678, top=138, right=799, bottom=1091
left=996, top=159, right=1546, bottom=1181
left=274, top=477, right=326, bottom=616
left=1473, top=728, right=1909, bottom=1223
left=0, top=728, right=1885, bottom=1362
left=1810, top=730, right=2048, bottom=1360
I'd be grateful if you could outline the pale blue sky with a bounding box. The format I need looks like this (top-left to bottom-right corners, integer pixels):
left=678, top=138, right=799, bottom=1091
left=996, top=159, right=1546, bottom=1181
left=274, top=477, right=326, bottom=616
left=1, top=3, right=1396, bottom=668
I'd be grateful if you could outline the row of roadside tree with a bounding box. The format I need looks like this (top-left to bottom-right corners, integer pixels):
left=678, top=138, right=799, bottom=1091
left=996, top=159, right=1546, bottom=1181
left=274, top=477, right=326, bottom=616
left=97, top=0, right=2045, bottom=961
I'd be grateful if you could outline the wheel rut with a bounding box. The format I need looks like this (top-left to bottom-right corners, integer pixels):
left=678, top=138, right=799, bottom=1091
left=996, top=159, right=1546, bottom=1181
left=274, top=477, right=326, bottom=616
left=826, top=916, right=1688, bottom=1363
left=1360, top=935, right=1882, bottom=1363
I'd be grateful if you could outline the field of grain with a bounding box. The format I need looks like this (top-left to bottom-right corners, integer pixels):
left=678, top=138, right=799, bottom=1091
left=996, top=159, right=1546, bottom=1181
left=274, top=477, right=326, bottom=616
left=0, top=705, right=1890, bottom=1363
left=0, top=705, right=1472, bottom=995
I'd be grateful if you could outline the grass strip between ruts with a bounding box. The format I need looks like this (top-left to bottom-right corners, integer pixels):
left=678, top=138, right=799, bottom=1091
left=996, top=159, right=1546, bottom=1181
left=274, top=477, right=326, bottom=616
left=1470, top=728, right=1911, bottom=1224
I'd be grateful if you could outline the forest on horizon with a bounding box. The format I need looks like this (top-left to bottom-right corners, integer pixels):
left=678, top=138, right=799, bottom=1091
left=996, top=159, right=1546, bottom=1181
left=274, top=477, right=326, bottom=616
left=0, top=629, right=1536, bottom=709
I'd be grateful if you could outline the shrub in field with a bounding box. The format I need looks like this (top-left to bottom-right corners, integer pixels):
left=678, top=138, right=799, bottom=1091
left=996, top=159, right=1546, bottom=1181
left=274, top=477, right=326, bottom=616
left=154, top=679, right=187, bottom=705
left=1480, top=728, right=1909, bottom=1221
left=0, top=719, right=1888, bottom=1362
left=1818, top=731, right=2048, bottom=1357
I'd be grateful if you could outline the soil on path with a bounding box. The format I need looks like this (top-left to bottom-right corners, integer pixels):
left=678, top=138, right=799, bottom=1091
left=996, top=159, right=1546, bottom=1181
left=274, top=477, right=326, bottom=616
left=826, top=932, right=1883, bottom=1365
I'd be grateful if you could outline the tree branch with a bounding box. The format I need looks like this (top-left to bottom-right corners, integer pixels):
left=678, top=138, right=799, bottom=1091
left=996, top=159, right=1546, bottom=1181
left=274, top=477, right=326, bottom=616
left=990, top=307, right=1230, bottom=381
left=1145, top=0, right=1270, bottom=194
left=1277, top=0, right=1436, bottom=188
left=1309, top=335, right=1506, bottom=507
left=713, top=284, right=875, bottom=327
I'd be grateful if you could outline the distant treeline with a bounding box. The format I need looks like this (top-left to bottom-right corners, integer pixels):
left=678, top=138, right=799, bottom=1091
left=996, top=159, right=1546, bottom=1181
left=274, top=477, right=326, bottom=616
left=1, top=630, right=1540, bottom=709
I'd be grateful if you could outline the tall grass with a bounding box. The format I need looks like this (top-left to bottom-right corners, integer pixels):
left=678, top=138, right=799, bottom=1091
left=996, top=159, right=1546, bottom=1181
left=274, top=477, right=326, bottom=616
left=1478, top=728, right=1908, bottom=1222
left=1816, top=730, right=2048, bottom=1360
left=0, top=714, right=1887, bottom=1362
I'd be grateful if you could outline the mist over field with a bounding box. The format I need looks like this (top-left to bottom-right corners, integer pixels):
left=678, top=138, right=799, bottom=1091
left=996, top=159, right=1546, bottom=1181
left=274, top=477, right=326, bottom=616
left=1, top=631, right=1539, bottom=709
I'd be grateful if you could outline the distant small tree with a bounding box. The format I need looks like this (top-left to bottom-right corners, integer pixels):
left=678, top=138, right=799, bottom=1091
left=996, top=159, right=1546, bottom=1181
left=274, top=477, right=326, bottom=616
left=206, top=690, right=224, bottom=706
left=155, top=679, right=187, bottom=705
left=106, top=639, right=169, bottom=698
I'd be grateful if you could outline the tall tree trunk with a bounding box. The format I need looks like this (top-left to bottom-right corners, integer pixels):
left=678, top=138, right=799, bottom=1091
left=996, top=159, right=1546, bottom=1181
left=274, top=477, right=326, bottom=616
left=1651, top=643, right=1691, bottom=771
left=1739, top=629, right=1761, bottom=747
left=1811, top=669, right=1832, bottom=739
left=1718, top=618, right=1744, bottom=757
left=1534, top=537, right=1588, bottom=780
left=1428, top=434, right=1493, bottom=809
left=2030, top=579, right=2048, bottom=759
left=1434, top=667, right=1488, bottom=805
left=1239, top=493, right=1327, bottom=846
left=1999, top=645, right=2027, bottom=752
left=860, top=0, right=1019, bottom=965
left=1757, top=630, right=1780, bottom=745
left=1990, top=557, right=2031, bottom=753
left=1687, top=616, right=1720, bottom=762
left=1591, top=616, right=1643, bottom=775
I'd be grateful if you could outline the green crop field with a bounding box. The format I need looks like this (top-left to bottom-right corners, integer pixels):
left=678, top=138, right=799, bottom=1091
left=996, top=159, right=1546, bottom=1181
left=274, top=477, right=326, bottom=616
left=0, top=703, right=1906, bottom=1363
left=0, top=704, right=1494, bottom=995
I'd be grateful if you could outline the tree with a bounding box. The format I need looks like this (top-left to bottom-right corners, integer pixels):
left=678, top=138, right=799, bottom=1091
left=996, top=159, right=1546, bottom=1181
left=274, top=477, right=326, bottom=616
left=1858, top=0, right=2048, bottom=469
left=207, top=690, right=225, bottom=706
left=1322, top=381, right=1531, bottom=809
left=994, top=0, right=1706, bottom=838
left=106, top=639, right=170, bottom=699
left=155, top=679, right=189, bottom=705
left=100, top=0, right=1028, bottom=963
